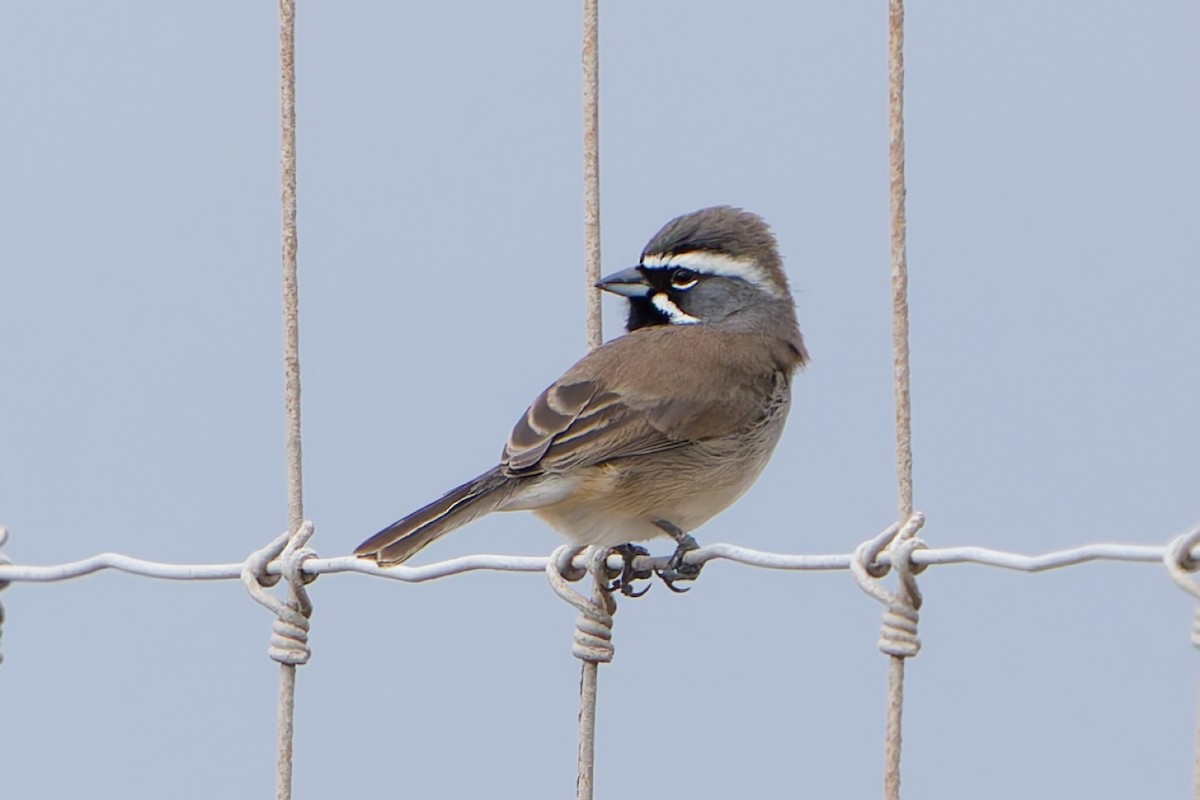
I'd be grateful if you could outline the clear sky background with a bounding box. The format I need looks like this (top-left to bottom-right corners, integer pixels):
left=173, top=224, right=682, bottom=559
left=2, top=2, right=1199, bottom=798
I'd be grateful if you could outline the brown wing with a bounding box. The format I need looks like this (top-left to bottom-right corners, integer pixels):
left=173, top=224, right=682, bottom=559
left=500, top=326, right=793, bottom=476
left=502, top=378, right=682, bottom=475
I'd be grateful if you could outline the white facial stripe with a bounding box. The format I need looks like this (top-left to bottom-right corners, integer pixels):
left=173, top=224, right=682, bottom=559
left=641, top=251, right=783, bottom=298
left=651, top=292, right=701, bottom=324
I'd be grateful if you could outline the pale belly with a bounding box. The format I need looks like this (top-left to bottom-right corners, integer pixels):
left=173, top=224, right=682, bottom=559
left=531, top=465, right=760, bottom=549
left=511, top=401, right=789, bottom=549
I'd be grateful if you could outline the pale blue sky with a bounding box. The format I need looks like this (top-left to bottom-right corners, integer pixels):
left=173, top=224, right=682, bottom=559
left=2, top=2, right=1199, bottom=797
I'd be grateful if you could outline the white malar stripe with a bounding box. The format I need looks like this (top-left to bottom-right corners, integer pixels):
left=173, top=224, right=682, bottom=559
left=651, top=292, right=701, bottom=324
left=641, top=251, right=783, bottom=298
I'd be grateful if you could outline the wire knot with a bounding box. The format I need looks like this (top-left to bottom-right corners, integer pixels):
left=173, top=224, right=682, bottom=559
left=547, top=545, right=616, bottom=664
left=852, top=513, right=926, bottom=659
left=241, top=521, right=318, bottom=666
left=554, top=543, right=589, bottom=582
left=1164, top=524, right=1200, bottom=649
left=0, top=527, right=10, bottom=665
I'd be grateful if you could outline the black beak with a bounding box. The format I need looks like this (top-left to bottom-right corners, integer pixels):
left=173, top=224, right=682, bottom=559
left=595, top=266, right=651, bottom=298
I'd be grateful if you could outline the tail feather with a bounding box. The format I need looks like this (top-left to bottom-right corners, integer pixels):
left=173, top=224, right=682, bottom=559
left=355, top=468, right=514, bottom=565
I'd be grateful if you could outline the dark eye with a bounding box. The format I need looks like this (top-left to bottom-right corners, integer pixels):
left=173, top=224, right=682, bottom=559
left=670, top=268, right=699, bottom=289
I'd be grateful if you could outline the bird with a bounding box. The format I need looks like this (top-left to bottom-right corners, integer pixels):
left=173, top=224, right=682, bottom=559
left=355, top=206, right=808, bottom=593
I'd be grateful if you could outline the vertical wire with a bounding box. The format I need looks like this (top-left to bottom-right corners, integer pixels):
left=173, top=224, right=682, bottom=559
left=577, top=1, right=603, bottom=799
left=576, top=645, right=600, bottom=800
left=889, top=0, right=913, bottom=524
left=582, top=0, right=602, bottom=353
left=883, top=654, right=906, bottom=799
left=1193, top=671, right=1200, bottom=798
left=277, top=0, right=303, bottom=798
left=885, top=0, right=913, bottom=798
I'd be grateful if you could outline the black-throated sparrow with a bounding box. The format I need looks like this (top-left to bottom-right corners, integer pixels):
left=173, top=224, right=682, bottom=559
left=355, top=206, right=808, bottom=591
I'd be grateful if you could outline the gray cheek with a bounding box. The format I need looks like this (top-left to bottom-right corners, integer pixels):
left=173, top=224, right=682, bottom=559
left=681, top=281, right=758, bottom=321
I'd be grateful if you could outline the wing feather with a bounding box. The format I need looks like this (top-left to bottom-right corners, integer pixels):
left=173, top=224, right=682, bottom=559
left=500, top=327, right=796, bottom=477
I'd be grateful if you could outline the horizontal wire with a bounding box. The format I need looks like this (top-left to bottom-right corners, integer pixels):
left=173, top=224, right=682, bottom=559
left=0, top=539, right=1176, bottom=585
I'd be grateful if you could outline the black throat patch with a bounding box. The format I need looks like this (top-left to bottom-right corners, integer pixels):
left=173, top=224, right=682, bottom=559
left=625, top=296, right=670, bottom=331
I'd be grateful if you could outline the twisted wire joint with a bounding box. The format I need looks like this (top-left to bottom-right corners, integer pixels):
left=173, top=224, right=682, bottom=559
left=242, top=521, right=318, bottom=665
left=547, top=545, right=616, bottom=663
left=852, top=513, right=927, bottom=659
left=0, top=527, right=10, bottom=665
left=1165, top=524, right=1200, bottom=649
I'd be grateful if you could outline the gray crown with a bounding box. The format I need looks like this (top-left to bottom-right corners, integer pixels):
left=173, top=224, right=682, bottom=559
left=641, top=206, right=789, bottom=292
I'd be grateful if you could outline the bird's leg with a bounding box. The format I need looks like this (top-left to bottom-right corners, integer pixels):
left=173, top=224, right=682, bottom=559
left=605, top=543, right=653, bottom=598
left=652, top=519, right=702, bottom=593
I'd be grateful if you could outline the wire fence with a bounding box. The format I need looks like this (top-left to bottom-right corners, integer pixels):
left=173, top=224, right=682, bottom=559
left=0, top=526, right=1182, bottom=585
left=1, top=1, right=1198, bottom=799
left=2, top=521, right=1199, bottom=794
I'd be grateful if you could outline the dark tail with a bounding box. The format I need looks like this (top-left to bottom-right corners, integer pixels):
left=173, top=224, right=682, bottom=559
left=354, top=467, right=515, bottom=565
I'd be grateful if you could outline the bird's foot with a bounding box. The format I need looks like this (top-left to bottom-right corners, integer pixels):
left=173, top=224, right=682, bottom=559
left=652, top=520, right=703, bottom=593
left=604, top=543, right=653, bottom=598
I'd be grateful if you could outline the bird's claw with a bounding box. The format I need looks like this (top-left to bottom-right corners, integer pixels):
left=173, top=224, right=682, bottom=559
left=655, top=533, right=702, bottom=593
left=604, top=543, right=654, bottom=597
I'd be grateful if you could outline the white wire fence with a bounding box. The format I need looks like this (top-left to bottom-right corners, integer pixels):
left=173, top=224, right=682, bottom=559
left=2, top=1, right=1199, bottom=799
left=0, top=524, right=1184, bottom=586
left=2, top=521, right=1200, bottom=792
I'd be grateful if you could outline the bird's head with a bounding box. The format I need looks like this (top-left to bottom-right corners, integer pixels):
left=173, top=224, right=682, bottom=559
left=596, top=206, right=795, bottom=332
